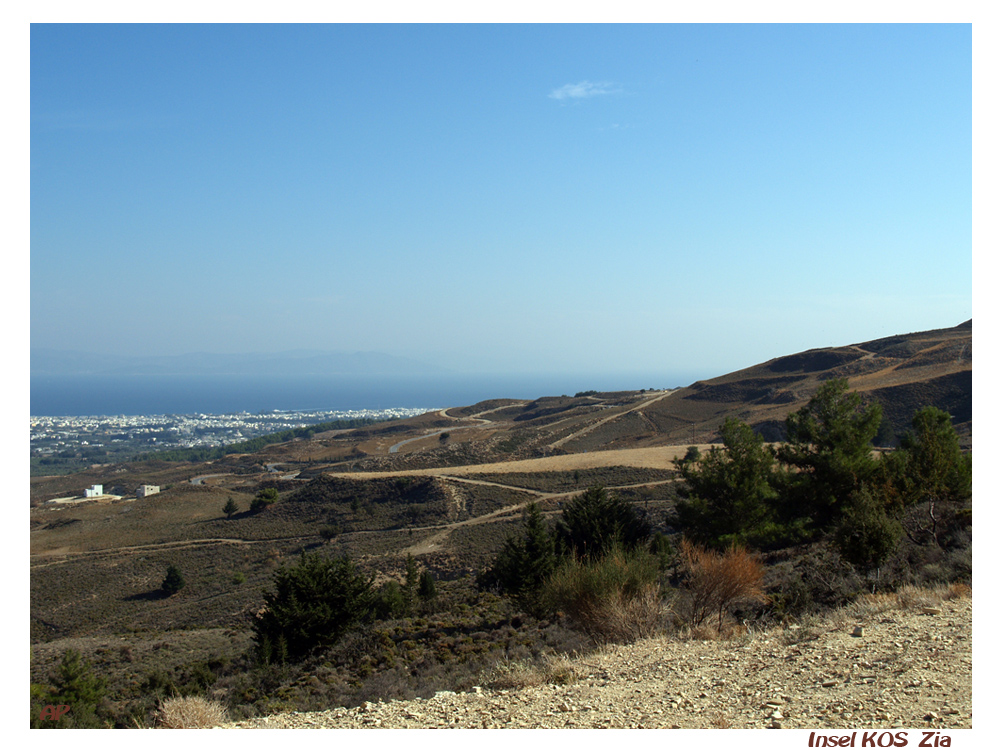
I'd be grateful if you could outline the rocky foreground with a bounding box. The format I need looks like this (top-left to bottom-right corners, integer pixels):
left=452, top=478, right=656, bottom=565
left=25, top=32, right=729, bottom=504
left=217, top=591, right=971, bottom=730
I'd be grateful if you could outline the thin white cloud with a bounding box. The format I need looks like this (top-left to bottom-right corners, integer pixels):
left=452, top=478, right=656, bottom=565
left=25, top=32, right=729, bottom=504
left=548, top=80, right=620, bottom=101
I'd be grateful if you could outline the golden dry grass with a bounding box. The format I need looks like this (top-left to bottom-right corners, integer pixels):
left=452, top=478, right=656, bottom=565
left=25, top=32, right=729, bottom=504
left=333, top=445, right=718, bottom=480
left=157, top=695, right=229, bottom=728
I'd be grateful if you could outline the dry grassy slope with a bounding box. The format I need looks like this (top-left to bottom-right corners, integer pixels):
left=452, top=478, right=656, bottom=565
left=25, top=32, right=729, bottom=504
left=568, top=321, right=972, bottom=450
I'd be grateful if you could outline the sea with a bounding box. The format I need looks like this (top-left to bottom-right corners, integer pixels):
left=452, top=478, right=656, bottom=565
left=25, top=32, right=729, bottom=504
left=30, top=372, right=704, bottom=417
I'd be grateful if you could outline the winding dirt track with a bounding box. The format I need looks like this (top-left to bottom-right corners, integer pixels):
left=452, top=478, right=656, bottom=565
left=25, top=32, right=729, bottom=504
left=30, top=472, right=676, bottom=566
left=548, top=389, right=675, bottom=449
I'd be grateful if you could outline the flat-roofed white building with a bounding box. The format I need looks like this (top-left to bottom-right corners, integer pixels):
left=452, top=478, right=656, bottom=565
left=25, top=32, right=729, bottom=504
left=136, top=485, right=160, bottom=498
left=84, top=484, right=103, bottom=498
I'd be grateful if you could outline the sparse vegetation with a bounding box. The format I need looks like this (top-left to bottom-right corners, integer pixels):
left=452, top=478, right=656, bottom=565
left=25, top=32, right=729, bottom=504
left=28, top=323, right=971, bottom=728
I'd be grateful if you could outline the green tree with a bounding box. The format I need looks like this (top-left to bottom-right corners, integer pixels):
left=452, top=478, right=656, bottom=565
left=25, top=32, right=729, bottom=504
left=223, top=497, right=239, bottom=519
left=33, top=649, right=107, bottom=728
left=480, top=502, right=558, bottom=616
left=374, top=579, right=406, bottom=619
left=418, top=569, right=437, bottom=601
left=253, top=552, right=375, bottom=663
left=319, top=525, right=339, bottom=544
left=556, top=485, right=651, bottom=561
left=161, top=564, right=185, bottom=596
left=674, top=418, right=780, bottom=548
left=403, top=554, right=420, bottom=615
left=833, top=485, right=903, bottom=577
left=778, top=378, right=882, bottom=531
left=884, top=406, right=971, bottom=547
left=250, top=487, right=279, bottom=513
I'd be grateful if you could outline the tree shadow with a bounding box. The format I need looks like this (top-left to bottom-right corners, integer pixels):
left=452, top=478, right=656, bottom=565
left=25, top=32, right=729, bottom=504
left=124, top=589, right=170, bottom=602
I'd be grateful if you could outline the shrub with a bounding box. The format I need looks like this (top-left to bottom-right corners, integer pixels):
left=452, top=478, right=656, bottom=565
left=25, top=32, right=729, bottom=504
left=679, top=539, right=768, bottom=632
left=319, top=525, right=339, bottom=543
left=482, top=653, right=579, bottom=690
left=157, top=696, right=229, bottom=728
left=542, top=545, right=663, bottom=643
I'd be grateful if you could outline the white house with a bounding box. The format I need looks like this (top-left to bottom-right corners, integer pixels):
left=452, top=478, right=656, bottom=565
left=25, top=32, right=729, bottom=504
left=84, top=484, right=103, bottom=498
left=136, top=485, right=160, bottom=498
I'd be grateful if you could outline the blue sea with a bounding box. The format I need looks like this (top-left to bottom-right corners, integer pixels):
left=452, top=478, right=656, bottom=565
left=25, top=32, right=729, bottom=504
left=30, top=372, right=701, bottom=417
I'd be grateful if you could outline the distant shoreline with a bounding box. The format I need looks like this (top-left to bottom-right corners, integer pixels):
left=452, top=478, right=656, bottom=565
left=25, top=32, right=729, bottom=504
left=30, top=372, right=704, bottom=418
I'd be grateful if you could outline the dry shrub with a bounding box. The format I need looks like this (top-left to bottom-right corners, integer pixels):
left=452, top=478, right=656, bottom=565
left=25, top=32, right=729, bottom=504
left=542, top=545, right=664, bottom=643
left=947, top=581, right=971, bottom=599
left=710, top=713, right=733, bottom=728
left=846, top=583, right=971, bottom=623
left=482, top=654, right=579, bottom=690
left=157, top=695, right=229, bottom=728
left=679, top=539, right=768, bottom=632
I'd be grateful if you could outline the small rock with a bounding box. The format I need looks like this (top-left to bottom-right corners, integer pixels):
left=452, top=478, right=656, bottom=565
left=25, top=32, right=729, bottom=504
left=822, top=680, right=838, bottom=688
left=922, top=607, right=942, bottom=615
left=852, top=626, right=864, bottom=637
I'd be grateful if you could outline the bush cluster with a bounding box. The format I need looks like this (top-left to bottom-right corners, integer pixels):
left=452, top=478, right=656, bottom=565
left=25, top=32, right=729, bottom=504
left=479, top=485, right=665, bottom=642
left=673, top=380, right=971, bottom=583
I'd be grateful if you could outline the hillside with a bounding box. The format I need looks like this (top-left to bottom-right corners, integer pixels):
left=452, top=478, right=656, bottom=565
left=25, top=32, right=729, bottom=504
left=217, top=587, right=971, bottom=730
left=29, top=321, right=972, bottom=728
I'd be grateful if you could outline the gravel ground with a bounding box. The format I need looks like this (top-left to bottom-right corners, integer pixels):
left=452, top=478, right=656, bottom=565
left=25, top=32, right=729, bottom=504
left=215, top=592, right=971, bottom=730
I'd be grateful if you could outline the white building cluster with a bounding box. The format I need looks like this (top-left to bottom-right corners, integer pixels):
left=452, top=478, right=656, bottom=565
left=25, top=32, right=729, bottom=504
left=30, top=407, right=437, bottom=458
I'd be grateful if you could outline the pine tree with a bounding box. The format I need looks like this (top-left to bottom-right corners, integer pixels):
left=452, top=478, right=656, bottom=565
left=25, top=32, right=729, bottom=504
left=481, top=502, right=557, bottom=616
left=884, top=406, right=972, bottom=547
left=556, top=485, right=651, bottom=561
left=253, top=552, right=375, bottom=663
left=223, top=497, right=239, bottom=519
left=778, top=378, right=882, bottom=531
left=418, top=569, right=436, bottom=601
left=161, top=564, right=185, bottom=596
left=403, top=554, right=420, bottom=615
left=33, top=649, right=107, bottom=728
left=674, top=418, right=780, bottom=548
left=833, top=485, right=903, bottom=577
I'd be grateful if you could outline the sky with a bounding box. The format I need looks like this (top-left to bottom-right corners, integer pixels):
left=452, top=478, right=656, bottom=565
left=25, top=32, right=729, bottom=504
left=29, top=21, right=972, bottom=381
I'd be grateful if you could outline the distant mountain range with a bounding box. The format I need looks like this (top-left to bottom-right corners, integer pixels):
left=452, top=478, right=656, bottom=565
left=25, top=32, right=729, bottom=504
left=30, top=349, right=451, bottom=377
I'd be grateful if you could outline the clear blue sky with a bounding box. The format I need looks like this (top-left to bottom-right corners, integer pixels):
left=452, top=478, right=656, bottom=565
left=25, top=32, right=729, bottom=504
left=30, top=23, right=972, bottom=380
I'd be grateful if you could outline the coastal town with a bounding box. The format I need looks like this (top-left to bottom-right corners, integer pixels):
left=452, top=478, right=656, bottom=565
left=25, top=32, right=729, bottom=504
left=30, top=407, right=435, bottom=466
